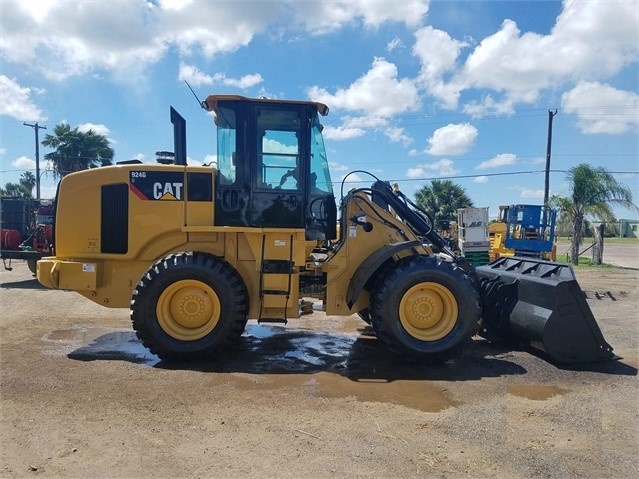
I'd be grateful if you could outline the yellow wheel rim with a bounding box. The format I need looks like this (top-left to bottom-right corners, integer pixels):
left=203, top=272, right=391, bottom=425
left=156, top=280, right=221, bottom=341
left=399, top=282, right=458, bottom=341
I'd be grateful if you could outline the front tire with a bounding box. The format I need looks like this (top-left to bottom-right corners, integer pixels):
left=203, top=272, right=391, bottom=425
left=370, top=255, right=480, bottom=362
left=131, top=252, right=249, bottom=361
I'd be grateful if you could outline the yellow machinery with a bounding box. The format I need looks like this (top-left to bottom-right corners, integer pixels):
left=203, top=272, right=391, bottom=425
left=489, top=206, right=513, bottom=261
left=38, top=95, right=612, bottom=364
left=489, top=205, right=557, bottom=261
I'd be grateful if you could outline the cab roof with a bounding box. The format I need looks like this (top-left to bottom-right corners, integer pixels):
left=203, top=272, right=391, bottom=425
left=203, top=94, right=329, bottom=117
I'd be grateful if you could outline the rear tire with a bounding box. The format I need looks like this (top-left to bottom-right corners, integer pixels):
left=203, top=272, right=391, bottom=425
left=131, top=252, right=249, bottom=361
left=27, top=259, right=37, bottom=275
left=370, top=255, right=480, bottom=363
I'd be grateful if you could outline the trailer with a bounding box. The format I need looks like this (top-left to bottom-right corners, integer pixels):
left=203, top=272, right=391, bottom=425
left=1, top=197, right=53, bottom=273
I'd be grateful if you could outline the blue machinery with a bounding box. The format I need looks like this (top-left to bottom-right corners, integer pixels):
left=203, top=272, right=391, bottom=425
left=504, top=204, right=557, bottom=257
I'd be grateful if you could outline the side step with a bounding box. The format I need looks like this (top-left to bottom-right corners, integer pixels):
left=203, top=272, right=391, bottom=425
left=476, top=256, right=614, bottom=363
left=258, top=235, right=294, bottom=325
left=257, top=317, right=289, bottom=325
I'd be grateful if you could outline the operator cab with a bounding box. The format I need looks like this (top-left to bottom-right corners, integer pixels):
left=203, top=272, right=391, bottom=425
left=205, top=95, right=336, bottom=240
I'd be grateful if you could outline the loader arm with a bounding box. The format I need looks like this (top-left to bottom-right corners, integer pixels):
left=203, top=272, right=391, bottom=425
left=367, top=180, right=476, bottom=276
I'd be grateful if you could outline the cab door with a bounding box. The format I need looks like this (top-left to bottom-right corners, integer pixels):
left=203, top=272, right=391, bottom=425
left=250, top=105, right=306, bottom=228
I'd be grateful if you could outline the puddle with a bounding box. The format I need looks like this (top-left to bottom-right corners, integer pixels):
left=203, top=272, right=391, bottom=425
left=228, top=372, right=455, bottom=412
left=507, top=385, right=568, bottom=400
left=42, top=321, right=463, bottom=411
left=43, top=326, right=160, bottom=365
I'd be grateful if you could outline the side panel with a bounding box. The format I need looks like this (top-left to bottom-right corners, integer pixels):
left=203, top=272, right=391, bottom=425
left=46, top=165, right=220, bottom=307
left=324, top=194, right=427, bottom=315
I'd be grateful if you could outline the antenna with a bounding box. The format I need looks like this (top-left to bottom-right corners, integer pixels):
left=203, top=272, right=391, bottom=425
left=184, top=80, right=206, bottom=109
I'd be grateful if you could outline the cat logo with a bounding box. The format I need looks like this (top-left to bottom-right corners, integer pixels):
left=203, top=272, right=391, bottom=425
left=129, top=171, right=185, bottom=201
left=153, top=182, right=183, bottom=200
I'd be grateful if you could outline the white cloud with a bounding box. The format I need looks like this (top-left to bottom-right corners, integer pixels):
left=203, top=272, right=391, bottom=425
left=406, top=167, right=426, bottom=179
left=383, top=126, right=412, bottom=146
left=1, top=1, right=430, bottom=81
left=476, top=153, right=517, bottom=170
left=78, top=123, right=111, bottom=138
left=425, top=123, right=478, bottom=156
left=473, top=176, right=489, bottom=184
left=186, top=156, right=202, bottom=167
left=0, top=76, right=46, bottom=121
left=0, top=1, right=278, bottom=81
left=323, top=115, right=412, bottom=144
left=411, top=2, right=639, bottom=113
left=178, top=64, right=263, bottom=89
left=341, top=172, right=363, bottom=184
left=158, top=0, right=193, bottom=11
left=178, top=63, right=214, bottom=87
left=562, top=81, right=639, bottom=134
left=295, top=0, right=428, bottom=34
left=12, top=155, right=35, bottom=170
left=459, top=0, right=639, bottom=103
left=387, top=37, right=403, bottom=53
left=323, top=126, right=366, bottom=141
left=520, top=188, right=544, bottom=199
left=218, top=73, right=263, bottom=89
left=413, top=26, right=467, bottom=109
left=407, top=159, right=460, bottom=178
left=329, top=161, right=349, bottom=172
left=308, top=58, right=420, bottom=117
left=462, top=95, right=515, bottom=118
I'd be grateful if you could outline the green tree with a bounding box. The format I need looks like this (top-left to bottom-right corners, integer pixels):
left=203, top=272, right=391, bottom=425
left=19, top=172, right=36, bottom=198
left=0, top=172, right=37, bottom=198
left=0, top=182, right=26, bottom=197
left=414, top=179, right=474, bottom=227
left=550, top=163, right=637, bottom=265
left=42, top=123, right=114, bottom=179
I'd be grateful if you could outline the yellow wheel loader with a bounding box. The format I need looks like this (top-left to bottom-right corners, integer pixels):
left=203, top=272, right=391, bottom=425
left=37, top=95, right=613, bottom=364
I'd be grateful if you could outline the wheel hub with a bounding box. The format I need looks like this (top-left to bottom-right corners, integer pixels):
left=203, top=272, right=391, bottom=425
left=157, top=280, right=221, bottom=340
left=171, top=287, right=213, bottom=328
left=399, top=282, right=458, bottom=341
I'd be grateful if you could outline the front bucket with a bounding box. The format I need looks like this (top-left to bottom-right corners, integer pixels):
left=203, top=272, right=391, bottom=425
left=475, top=257, right=614, bottom=363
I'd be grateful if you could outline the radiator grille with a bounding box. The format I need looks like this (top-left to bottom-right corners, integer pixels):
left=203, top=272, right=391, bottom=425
left=101, top=184, right=128, bottom=254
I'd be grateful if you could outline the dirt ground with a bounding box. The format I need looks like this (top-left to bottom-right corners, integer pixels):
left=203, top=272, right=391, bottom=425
left=1, top=260, right=637, bottom=479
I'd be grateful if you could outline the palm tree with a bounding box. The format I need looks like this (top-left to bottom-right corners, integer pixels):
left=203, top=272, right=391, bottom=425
left=550, top=163, right=637, bottom=265
left=19, top=172, right=36, bottom=198
left=414, top=179, right=474, bottom=227
left=42, top=123, right=114, bottom=179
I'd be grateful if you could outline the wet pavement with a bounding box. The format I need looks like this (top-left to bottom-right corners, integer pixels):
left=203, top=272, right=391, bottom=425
left=41, top=319, right=530, bottom=412
left=41, top=315, right=635, bottom=413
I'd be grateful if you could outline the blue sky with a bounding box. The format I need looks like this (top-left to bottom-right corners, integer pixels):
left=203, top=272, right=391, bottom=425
left=1, top=0, right=638, bottom=220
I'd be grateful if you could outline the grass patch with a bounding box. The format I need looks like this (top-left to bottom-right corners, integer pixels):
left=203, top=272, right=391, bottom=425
left=597, top=237, right=639, bottom=244
left=555, top=254, right=614, bottom=268
left=556, top=236, right=639, bottom=245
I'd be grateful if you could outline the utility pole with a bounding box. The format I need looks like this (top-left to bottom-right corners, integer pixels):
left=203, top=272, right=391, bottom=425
left=23, top=122, right=47, bottom=200
left=543, top=109, right=558, bottom=207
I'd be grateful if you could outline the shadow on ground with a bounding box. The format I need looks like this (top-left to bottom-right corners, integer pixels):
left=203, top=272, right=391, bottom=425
left=59, top=322, right=637, bottom=382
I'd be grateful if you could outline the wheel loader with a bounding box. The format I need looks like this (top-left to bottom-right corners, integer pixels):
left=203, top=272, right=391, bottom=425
left=37, top=95, right=614, bottom=364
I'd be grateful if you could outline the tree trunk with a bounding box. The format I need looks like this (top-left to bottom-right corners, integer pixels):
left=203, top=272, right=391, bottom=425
left=571, top=215, right=583, bottom=266
left=592, top=223, right=605, bottom=265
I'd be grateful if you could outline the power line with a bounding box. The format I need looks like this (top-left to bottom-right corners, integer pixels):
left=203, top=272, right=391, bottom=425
left=333, top=169, right=639, bottom=184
